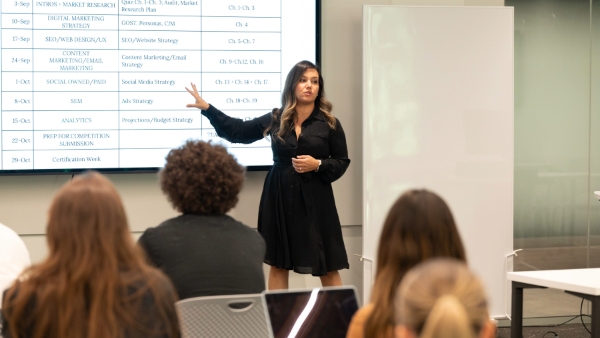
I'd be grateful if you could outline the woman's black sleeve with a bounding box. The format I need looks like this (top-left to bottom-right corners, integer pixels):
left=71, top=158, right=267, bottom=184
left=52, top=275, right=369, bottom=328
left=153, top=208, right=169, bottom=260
left=317, top=118, right=351, bottom=183
left=201, top=105, right=273, bottom=144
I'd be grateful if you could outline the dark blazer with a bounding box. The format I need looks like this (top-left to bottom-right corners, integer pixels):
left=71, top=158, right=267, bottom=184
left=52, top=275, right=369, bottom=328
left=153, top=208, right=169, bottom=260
left=138, top=214, right=266, bottom=299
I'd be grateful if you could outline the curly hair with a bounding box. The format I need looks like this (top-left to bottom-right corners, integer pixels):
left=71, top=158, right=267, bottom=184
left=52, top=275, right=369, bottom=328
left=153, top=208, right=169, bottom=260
left=160, top=140, right=245, bottom=215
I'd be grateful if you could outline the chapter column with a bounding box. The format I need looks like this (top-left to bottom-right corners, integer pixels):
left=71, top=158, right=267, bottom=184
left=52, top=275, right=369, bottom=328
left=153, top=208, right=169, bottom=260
left=201, top=0, right=280, bottom=165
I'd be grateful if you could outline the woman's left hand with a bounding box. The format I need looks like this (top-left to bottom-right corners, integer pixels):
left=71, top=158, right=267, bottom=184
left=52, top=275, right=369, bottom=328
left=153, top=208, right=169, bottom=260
left=185, top=83, right=210, bottom=110
left=292, top=155, right=320, bottom=173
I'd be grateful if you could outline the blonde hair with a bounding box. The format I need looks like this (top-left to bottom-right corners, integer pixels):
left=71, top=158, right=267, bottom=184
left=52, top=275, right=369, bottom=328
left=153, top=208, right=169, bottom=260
left=395, top=259, right=489, bottom=338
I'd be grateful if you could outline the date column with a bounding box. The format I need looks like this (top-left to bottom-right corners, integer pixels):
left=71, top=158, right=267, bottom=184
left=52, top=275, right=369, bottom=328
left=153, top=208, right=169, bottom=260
left=1, top=0, right=34, bottom=169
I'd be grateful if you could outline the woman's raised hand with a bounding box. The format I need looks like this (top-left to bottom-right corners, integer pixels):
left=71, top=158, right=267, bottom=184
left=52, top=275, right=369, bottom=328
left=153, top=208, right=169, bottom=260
left=185, top=83, right=210, bottom=110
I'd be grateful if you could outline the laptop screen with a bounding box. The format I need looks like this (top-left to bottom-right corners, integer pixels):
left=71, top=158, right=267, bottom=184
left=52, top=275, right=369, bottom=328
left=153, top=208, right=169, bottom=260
left=263, top=287, right=360, bottom=338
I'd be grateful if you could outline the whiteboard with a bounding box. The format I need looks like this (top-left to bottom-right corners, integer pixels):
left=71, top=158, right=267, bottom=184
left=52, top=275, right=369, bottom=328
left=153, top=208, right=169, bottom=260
left=363, top=6, right=513, bottom=318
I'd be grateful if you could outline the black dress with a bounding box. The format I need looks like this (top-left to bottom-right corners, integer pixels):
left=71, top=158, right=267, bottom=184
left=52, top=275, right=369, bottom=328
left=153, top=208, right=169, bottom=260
left=202, top=105, right=350, bottom=276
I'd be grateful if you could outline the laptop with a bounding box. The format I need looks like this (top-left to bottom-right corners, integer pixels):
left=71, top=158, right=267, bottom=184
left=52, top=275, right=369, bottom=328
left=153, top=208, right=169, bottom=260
left=262, top=286, right=360, bottom=338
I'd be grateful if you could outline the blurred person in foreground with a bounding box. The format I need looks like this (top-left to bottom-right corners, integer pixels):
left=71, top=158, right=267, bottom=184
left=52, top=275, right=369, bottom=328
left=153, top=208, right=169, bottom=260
left=0, top=222, right=30, bottom=309
left=394, top=258, right=495, bottom=338
left=347, top=189, right=467, bottom=338
left=138, top=140, right=266, bottom=299
left=1, top=172, right=180, bottom=338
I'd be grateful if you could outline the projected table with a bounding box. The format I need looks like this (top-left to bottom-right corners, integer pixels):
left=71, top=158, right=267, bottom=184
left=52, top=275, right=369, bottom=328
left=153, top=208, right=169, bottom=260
left=0, top=0, right=282, bottom=169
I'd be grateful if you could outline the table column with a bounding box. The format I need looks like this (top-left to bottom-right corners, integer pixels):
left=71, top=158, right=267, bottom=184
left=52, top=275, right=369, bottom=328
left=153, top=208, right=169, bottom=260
left=118, top=0, right=201, bottom=168
left=31, top=0, right=119, bottom=169
left=2, top=0, right=34, bottom=170
left=201, top=0, right=280, bottom=165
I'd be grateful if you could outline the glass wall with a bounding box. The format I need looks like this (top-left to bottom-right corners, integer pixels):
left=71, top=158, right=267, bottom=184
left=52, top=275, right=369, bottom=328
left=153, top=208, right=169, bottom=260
left=508, top=0, right=599, bottom=318
left=591, top=0, right=600, bottom=269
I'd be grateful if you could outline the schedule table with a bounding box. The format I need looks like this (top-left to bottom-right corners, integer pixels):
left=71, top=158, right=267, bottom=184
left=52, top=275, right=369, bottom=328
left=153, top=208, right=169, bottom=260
left=0, top=0, right=281, bottom=169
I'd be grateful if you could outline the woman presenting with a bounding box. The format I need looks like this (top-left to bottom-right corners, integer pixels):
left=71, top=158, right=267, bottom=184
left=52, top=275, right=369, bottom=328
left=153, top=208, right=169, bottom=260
left=186, top=60, right=350, bottom=289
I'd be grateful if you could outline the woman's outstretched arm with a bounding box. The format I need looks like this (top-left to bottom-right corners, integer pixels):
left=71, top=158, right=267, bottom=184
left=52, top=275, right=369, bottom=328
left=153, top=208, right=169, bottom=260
left=186, top=83, right=273, bottom=144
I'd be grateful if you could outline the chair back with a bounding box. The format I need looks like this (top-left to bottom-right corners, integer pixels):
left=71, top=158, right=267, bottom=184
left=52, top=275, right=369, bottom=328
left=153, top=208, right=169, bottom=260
left=176, top=293, right=269, bottom=338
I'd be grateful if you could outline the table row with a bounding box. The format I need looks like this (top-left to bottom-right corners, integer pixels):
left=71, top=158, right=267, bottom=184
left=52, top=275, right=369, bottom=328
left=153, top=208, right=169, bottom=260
left=1, top=128, right=272, bottom=151
left=1, top=109, right=269, bottom=130
left=4, top=50, right=281, bottom=72
left=2, top=72, right=281, bottom=92
left=0, top=144, right=272, bottom=169
left=3, top=14, right=281, bottom=31
left=3, top=30, right=281, bottom=50
left=2, top=0, right=282, bottom=17
left=2, top=90, right=281, bottom=110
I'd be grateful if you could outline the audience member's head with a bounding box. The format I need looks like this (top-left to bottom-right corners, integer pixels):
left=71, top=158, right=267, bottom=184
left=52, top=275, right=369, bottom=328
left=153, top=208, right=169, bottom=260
left=0, top=222, right=30, bottom=309
left=365, top=189, right=466, bottom=338
left=160, top=140, right=245, bottom=215
left=138, top=141, right=265, bottom=300
left=394, top=259, right=494, bottom=338
left=2, top=172, right=180, bottom=338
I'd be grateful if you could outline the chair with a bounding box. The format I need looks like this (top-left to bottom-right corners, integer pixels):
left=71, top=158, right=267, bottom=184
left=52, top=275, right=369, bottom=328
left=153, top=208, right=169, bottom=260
left=176, top=293, right=270, bottom=338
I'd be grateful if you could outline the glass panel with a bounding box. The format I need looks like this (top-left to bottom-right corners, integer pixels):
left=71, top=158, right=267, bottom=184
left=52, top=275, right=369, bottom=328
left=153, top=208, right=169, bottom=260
left=590, top=0, right=600, bottom=268
left=507, top=0, right=592, bottom=317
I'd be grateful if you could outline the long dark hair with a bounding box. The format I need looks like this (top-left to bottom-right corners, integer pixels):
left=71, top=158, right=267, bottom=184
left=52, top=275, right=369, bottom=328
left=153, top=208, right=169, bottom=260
left=265, top=60, right=336, bottom=141
left=2, top=172, right=180, bottom=338
left=364, top=189, right=467, bottom=338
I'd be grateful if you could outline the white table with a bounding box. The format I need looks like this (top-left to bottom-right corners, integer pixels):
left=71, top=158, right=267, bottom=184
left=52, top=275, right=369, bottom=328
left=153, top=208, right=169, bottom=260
left=507, top=268, right=600, bottom=338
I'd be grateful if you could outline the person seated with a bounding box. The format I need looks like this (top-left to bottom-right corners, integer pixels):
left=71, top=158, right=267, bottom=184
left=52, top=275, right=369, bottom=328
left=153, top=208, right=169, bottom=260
left=347, top=189, right=467, bottom=338
left=138, top=140, right=266, bottom=299
left=1, top=172, right=180, bottom=338
left=394, top=258, right=495, bottom=338
left=0, top=222, right=31, bottom=308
